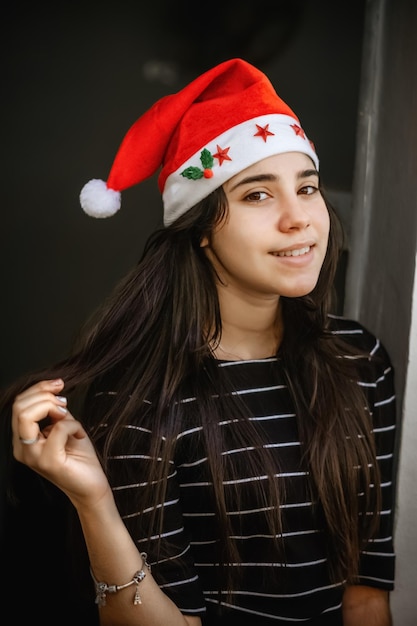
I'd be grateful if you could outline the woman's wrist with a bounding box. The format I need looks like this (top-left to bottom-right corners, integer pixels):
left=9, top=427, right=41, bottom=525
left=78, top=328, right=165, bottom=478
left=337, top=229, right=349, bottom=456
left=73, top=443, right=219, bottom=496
left=70, top=482, right=116, bottom=517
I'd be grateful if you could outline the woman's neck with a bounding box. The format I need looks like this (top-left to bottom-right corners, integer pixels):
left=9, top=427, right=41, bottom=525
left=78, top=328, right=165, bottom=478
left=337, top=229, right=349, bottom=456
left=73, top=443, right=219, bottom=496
left=212, top=288, right=283, bottom=361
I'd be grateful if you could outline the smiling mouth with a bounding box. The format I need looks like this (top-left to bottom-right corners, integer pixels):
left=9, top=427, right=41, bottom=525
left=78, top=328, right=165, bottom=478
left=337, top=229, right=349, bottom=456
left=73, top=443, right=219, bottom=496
left=273, top=245, right=311, bottom=257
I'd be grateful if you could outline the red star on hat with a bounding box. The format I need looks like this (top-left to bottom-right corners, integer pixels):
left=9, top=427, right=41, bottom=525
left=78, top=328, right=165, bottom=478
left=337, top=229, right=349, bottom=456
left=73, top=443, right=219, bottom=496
left=254, top=123, right=275, bottom=142
left=291, top=124, right=306, bottom=138
left=213, top=145, right=232, bottom=166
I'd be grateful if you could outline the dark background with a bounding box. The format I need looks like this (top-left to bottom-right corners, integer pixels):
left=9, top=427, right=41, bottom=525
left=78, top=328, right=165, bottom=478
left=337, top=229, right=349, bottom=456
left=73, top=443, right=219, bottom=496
left=1, top=0, right=366, bottom=387
left=1, top=1, right=366, bottom=622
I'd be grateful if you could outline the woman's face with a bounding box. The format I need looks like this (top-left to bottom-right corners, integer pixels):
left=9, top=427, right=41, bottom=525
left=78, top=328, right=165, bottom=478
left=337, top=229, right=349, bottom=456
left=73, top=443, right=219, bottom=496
left=201, top=152, right=330, bottom=302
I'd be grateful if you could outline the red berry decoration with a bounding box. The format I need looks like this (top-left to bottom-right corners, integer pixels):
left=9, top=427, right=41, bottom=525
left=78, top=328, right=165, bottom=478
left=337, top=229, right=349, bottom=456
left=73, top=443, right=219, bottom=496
left=181, top=148, right=215, bottom=180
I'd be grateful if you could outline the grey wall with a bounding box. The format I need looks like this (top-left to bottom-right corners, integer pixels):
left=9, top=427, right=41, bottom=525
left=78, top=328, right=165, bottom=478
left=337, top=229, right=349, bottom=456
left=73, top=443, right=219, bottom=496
left=343, top=1, right=417, bottom=622
left=345, top=0, right=417, bottom=413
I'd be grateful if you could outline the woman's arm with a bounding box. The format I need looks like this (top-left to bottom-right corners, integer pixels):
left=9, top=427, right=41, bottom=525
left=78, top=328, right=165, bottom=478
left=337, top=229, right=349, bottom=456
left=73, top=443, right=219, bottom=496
left=77, top=484, right=201, bottom=626
left=11, top=379, right=201, bottom=626
left=342, top=585, right=392, bottom=626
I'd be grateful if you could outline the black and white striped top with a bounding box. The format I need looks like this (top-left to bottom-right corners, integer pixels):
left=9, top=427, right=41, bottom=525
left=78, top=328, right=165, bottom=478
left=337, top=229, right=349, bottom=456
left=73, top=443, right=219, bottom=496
left=93, top=316, right=396, bottom=625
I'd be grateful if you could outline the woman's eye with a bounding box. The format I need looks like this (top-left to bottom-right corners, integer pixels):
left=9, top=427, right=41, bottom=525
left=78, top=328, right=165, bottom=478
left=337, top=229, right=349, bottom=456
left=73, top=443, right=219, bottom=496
left=244, top=191, right=269, bottom=202
left=299, top=185, right=318, bottom=195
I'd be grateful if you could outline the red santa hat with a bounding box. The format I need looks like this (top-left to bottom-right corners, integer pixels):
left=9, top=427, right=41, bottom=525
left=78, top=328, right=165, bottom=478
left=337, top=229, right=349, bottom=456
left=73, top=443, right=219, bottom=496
left=80, top=58, right=318, bottom=227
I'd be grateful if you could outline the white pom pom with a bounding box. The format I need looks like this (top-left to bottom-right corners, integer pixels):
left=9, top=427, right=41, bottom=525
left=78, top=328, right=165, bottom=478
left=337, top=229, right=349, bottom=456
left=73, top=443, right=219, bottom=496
left=79, top=179, right=121, bottom=218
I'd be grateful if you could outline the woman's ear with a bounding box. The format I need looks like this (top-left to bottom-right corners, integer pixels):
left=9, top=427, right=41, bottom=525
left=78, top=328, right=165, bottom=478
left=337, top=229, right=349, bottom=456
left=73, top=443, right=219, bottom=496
left=200, top=236, right=209, bottom=248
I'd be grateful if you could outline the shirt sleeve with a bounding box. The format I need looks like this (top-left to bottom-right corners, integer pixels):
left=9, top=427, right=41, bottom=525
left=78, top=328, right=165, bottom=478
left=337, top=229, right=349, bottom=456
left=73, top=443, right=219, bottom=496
left=357, top=335, right=397, bottom=590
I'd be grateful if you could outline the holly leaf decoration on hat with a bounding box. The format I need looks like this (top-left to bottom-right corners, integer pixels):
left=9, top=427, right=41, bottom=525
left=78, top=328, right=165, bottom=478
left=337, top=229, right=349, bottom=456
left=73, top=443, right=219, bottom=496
left=181, top=148, right=214, bottom=180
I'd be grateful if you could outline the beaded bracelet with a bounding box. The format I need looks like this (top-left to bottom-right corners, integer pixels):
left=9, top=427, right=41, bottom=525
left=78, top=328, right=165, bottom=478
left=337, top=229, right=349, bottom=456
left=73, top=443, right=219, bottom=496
left=91, top=552, right=151, bottom=607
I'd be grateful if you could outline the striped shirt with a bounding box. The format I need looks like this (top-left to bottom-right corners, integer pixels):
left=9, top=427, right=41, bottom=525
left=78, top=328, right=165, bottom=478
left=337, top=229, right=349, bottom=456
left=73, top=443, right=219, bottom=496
left=93, top=316, right=396, bottom=624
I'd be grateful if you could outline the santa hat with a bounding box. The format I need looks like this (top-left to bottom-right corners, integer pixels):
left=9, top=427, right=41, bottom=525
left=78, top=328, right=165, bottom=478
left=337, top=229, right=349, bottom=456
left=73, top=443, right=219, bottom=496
left=80, top=58, right=318, bottom=227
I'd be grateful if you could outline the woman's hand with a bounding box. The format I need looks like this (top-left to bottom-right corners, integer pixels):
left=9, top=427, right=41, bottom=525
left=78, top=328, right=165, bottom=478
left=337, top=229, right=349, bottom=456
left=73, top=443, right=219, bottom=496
left=11, top=378, right=111, bottom=510
left=342, top=585, right=392, bottom=625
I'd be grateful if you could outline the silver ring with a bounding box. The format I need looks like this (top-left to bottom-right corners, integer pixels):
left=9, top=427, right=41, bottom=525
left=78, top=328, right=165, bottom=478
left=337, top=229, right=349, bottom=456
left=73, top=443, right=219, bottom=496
left=19, top=434, right=40, bottom=445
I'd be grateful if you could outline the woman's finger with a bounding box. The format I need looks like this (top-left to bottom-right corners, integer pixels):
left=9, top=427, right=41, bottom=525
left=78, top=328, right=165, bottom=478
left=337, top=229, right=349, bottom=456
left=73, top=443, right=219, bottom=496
left=14, top=411, right=85, bottom=457
left=14, top=378, right=65, bottom=406
left=13, top=398, right=69, bottom=442
left=12, top=379, right=69, bottom=445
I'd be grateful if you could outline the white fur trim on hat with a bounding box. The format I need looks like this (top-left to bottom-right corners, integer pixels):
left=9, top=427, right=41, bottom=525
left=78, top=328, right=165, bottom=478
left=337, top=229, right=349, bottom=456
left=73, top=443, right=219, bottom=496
left=162, top=114, right=318, bottom=226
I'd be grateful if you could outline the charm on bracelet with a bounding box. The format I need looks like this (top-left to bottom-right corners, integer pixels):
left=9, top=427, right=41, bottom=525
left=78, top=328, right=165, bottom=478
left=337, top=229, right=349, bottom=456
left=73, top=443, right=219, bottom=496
left=91, top=552, right=151, bottom=607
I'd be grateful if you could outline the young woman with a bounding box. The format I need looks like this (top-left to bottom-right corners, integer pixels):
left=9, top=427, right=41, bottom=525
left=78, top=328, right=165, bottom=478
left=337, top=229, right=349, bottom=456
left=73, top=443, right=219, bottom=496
left=3, top=58, right=396, bottom=625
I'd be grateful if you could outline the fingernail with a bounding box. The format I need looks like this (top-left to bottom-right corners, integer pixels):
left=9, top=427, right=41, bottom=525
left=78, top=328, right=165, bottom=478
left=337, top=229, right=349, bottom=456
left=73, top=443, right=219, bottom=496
left=52, top=379, right=63, bottom=386
left=56, top=396, right=67, bottom=405
left=57, top=406, right=68, bottom=414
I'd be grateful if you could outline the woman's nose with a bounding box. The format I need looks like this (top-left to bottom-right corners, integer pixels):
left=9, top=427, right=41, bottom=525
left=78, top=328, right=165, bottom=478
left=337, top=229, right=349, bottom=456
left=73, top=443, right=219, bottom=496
left=277, top=198, right=311, bottom=232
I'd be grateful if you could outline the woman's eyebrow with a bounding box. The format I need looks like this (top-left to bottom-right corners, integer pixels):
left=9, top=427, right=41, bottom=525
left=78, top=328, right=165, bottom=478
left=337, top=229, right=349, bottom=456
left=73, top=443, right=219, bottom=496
left=227, top=168, right=319, bottom=192
left=299, top=168, right=319, bottom=179
left=228, top=173, right=277, bottom=192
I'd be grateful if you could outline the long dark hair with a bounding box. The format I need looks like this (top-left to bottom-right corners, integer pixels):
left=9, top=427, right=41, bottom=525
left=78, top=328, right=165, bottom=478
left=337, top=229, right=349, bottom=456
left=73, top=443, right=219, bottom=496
left=1, top=185, right=380, bottom=594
